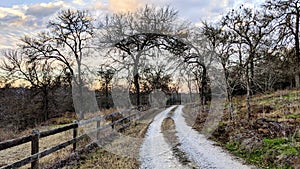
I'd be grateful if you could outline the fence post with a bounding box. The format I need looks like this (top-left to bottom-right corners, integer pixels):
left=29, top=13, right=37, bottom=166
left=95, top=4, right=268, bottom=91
left=31, top=129, right=39, bottom=169
left=73, top=120, right=78, bottom=151
left=97, top=120, right=101, bottom=140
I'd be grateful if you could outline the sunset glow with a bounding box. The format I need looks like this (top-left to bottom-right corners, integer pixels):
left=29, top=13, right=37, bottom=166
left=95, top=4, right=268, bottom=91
left=0, top=0, right=265, bottom=49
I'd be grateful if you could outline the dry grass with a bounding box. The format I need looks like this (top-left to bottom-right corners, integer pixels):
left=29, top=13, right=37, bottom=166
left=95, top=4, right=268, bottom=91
left=84, top=108, right=118, bottom=120
left=161, top=117, right=175, bottom=132
left=62, top=121, right=150, bottom=169
left=0, top=111, right=77, bottom=143
left=73, top=148, right=139, bottom=169
left=0, top=127, right=34, bottom=142
left=0, top=124, right=91, bottom=168
left=60, top=108, right=163, bottom=169
left=0, top=107, right=171, bottom=169
left=249, top=90, right=300, bottom=123
left=0, top=109, right=118, bottom=168
left=183, top=89, right=300, bottom=130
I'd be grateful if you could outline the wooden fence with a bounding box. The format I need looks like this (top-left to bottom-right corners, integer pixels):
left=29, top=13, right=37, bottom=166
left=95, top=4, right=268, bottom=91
left=0, top=109, right=141, bottom=169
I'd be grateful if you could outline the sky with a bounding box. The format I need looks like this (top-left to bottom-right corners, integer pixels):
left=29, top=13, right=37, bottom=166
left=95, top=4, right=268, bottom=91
left=0, top=0, right=265, bottom=49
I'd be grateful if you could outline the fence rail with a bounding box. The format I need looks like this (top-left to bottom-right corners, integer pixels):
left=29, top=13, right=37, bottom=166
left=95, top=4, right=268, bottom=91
left=0, top=109, right=140, bottom=169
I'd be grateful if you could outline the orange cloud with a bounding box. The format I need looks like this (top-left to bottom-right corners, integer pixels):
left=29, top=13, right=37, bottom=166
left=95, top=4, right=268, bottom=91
left=108, top=0, right=144, bottom=13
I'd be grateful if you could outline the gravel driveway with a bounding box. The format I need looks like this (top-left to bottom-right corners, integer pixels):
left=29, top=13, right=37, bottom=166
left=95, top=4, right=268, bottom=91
left=139, top=105, right=188, bottom=169
left=139, top=105, right=255, bottom=169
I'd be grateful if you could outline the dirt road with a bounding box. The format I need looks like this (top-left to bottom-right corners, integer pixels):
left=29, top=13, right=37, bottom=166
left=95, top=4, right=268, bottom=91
left=139, top=105, right=254, bottom=169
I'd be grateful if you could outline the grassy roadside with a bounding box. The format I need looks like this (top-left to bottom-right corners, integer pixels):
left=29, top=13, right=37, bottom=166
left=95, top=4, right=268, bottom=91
left=54, top=108, right=164, bottom=169
left=0, top=109, right=115, bottom=168
left=0, top=120, right=95, bottom=169
left=58, top=121, right=149, bottom=169
left=183, top=89, right=300, bottom=169
left=0, top=109, right=162, bottom=169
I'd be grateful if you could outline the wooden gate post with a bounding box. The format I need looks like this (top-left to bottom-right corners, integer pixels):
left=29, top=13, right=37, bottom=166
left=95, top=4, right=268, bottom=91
left=73, top=120, right=78, bottom=151
left=31, top=129, right=39, bottom=169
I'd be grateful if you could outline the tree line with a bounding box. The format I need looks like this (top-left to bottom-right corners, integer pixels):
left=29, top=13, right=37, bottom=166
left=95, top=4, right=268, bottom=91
left=0, top=0, right=298, bottom=122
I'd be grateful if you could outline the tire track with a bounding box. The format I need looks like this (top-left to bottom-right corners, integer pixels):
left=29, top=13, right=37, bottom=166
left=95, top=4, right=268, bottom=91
left=139, top=105, right=187, bottom=169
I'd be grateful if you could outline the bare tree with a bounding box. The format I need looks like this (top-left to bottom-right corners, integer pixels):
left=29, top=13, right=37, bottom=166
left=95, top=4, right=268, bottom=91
left=21, top=9, right=95, bottom=119
left=264, top=0, right=300, bottom=88
left=97, top=66, right=115, bottom=98
left=97, top=5, right=188, bottom=106
left=222, top=6, right=273, bottom=119
left=141, top=63, right=173, bottom=94
left=180, top=28, right=211, bottom=105
left=1, top=49, right=64, bottom=121
left=201, top=22, right=241, bottom=120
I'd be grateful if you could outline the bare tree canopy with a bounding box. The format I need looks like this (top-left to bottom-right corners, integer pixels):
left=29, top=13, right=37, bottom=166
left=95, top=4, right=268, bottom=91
left=20, top=9, right=95, bottom=119
left=96, top=6, right=189, bottom=106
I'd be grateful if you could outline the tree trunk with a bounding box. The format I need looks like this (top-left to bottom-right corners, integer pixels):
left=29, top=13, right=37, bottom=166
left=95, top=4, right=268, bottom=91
left=134, top=73, right=140, bottom=106
left=246, top=66, right=251, bottom=120
left=228, top=97, right=234, bottom=121
left=295, top=74, right=300, bottom=88
left=42, top=87, right=49, bottom=122
left=295, top=9, right=300, bottom=88
left=226, top=77, right=234, bottom=120
left=105, top=82, right=109, bottom=98
left=222, top=63, right=234, bottom=121
left=187, top=76, right=193, bottom=102
left=78, top=61, right=84, bottom=120
left=201, top=66, right=208, bottom=105
left=133, top=54, right=141, bottom=107
left=194, top=74, right=202, bottom=104
left=105, top=82, right=110, bottom=109
left=250, top=57, right=254, bottom=89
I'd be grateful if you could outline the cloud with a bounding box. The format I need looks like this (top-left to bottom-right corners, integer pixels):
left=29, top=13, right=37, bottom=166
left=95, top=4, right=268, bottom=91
left=72, top=0, right=85, bottom=5
left=0, top=6, right=25, bottom=17
left=162, top=0, right=234, bottom=22
left=0, top=1, right=71, bottom=49
left=96, top=0, right=228, bottom=20
left=0, top=0, right=266, bottom=49
left=24, top=16, right=44, bottom=28
left=0, top=26, right=27, bottom=49
left=105, top=0, right=235, bottom=23
left=0, top=14, right=22, bottom=23
left=22, top=1, right=70, bottom=35
left=0, top=6, right=27, bottom=28
left=86, top=0, right=107, bottom=13
left=25, top=2, right=64, bottom=17
left=108, top=0, right=144, bottom=13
